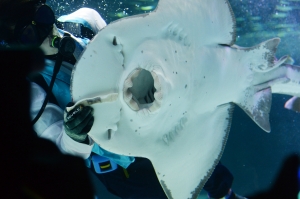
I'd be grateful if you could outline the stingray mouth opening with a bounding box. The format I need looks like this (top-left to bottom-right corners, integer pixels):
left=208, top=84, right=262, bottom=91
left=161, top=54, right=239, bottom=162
left=123, top=68, right=162, bottom=112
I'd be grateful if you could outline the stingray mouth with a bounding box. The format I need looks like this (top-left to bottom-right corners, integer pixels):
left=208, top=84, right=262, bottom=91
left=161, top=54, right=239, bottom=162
left=123, top=68, right=162, bottom=112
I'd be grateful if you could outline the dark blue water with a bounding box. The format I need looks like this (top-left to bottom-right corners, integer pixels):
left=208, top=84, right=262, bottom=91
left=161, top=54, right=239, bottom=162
left=48, top=0, right=300, bottom=63
left=48, top=0, right=300, bottom=197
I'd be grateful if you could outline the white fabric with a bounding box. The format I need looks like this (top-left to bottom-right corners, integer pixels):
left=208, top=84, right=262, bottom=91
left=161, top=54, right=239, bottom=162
left=30, top=82, right=94, bottom=159
left=58, top=8, right=107, bottom=33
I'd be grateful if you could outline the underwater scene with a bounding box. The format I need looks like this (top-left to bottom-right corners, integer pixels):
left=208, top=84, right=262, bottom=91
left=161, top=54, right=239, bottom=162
left=48, top=0, right=300, bottom=198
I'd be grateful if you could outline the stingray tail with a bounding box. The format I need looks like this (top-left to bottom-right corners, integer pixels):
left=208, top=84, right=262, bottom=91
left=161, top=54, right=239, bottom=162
left=234, top=38, right=288, bottom=132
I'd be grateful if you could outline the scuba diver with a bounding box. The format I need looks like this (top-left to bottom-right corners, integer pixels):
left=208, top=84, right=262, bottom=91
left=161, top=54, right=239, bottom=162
left=0, top=0, right=247, bottom=198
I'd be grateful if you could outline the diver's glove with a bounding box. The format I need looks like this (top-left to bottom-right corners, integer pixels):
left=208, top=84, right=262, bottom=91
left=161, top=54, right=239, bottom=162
left=64, top=102, right=94, bottom=144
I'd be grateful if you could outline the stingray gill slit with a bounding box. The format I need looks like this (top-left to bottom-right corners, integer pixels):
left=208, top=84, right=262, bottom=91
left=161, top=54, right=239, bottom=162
left=123, top=68, right=163, bottom=112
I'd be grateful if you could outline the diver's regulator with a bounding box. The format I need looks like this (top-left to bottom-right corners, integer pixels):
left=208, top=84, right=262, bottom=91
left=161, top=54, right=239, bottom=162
left=50, top=32, right=76, bottom=58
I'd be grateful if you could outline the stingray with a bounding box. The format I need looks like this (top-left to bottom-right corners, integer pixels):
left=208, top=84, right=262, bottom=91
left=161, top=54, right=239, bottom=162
left=70, top=0, right=300, bottom=198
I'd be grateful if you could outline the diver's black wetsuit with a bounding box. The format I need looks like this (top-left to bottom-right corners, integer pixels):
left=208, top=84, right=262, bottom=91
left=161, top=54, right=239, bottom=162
left=92, top=157, right=233, bottom=199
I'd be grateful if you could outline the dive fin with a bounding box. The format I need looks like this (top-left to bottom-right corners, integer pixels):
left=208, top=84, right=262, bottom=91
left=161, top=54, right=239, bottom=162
left=285, top=96, right=300, bottom=112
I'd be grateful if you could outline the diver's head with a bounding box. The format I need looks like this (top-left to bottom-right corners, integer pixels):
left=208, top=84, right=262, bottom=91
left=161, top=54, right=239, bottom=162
left=0, top=0, right=57, bottom=52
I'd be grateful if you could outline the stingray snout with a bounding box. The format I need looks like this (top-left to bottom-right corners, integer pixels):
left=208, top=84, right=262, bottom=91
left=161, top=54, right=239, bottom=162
left=123, top=68, right=163, bottom=113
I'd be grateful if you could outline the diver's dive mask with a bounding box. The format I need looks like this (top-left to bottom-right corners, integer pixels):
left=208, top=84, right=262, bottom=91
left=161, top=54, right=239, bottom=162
left=14, top=0, right=55, bottom=46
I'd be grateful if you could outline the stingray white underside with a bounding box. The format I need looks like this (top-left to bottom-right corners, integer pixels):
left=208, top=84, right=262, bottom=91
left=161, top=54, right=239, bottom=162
left=71, top=0, right=300, bottom=198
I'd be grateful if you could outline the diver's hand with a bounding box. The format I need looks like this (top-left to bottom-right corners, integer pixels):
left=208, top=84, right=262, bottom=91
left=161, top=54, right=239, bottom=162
left=64, top=102, right=94, bottom=144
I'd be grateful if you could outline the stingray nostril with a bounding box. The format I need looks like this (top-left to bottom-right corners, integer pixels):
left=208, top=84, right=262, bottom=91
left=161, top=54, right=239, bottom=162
left=113, top=36, right=118, bottom=46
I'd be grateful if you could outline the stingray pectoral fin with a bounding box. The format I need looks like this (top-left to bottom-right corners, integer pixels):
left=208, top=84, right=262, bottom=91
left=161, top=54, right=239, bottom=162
left=237, top=88, right=272, bottom=132
left=233, top=38, right=283, bottom=132
left=149, top=104, right=234, bottom=199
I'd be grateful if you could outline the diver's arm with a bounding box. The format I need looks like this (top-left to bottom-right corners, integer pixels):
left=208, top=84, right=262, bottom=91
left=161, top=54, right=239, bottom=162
left=30, top=82, right=94, bottom=159
left=57, top=124, right=94, bottom=159
left=38, top=120, right=94, bottom=159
